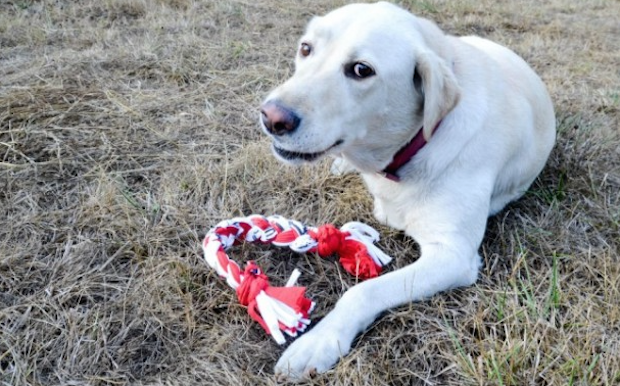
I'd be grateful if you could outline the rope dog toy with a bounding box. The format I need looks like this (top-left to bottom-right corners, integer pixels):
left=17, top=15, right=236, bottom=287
left=202, top=214, right=392, bottom=344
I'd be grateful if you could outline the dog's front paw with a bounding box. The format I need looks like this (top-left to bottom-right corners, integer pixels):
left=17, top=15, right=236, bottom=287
left=274, top=324, right=352, bottom=381
left=330, top=157, right=355, bottom=176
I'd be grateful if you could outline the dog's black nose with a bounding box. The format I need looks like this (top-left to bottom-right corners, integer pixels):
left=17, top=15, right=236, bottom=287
left=260, top=101, right=301, bottom=136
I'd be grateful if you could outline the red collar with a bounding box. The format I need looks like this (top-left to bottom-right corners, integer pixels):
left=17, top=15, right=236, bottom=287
left=380, top=121, right=441, bottom=182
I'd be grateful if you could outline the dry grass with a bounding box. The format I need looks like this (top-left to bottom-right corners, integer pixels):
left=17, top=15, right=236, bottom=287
left=1, top=0, right=619, bottom=385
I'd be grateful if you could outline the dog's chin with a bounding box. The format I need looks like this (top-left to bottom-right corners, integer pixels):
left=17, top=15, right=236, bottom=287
left=272, top=140, right=343, bottom=165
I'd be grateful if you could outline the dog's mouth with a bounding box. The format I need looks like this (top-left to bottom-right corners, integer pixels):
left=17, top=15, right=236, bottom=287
left=273, top=139, right=344, bottom=162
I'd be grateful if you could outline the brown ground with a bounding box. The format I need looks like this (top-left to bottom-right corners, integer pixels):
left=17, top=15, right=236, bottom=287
left=1, top=0, right=619, bottom=385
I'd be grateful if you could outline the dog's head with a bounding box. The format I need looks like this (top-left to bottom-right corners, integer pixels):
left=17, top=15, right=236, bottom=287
left=260, top=2, right=460, bottom=173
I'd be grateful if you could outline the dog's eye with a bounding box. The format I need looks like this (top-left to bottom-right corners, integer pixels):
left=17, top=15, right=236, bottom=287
left=347, top=62, right=375, bottom=79
left=299, top=43, right=312, bottom=57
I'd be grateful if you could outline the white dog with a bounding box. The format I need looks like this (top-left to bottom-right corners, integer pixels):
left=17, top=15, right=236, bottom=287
left=260, top=1, right=555, bottom=380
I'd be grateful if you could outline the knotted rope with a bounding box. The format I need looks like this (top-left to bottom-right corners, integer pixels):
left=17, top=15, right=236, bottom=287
left=202, top=214, right=392, bottom=344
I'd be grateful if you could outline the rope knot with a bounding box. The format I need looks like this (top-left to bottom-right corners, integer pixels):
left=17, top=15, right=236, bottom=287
left=308, top=223, right=386, bottom=280
left=233, top=261, right=314, bottom=344
left=311, top=224, right=346, bottom=256
left=236, top=262, right=269, bottom=306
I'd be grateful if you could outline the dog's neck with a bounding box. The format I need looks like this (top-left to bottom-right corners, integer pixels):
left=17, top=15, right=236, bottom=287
left=379, top=121, right=441, bottom=182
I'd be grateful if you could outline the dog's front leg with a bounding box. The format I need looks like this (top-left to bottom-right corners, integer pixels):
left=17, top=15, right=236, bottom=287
left=274, top=237, right=481, bottom=380
left=330, top=157, right=356, bottom=176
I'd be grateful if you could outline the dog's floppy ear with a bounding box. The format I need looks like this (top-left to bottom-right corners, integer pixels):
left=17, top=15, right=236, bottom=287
left=414, top=51, right=460, bottom=140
